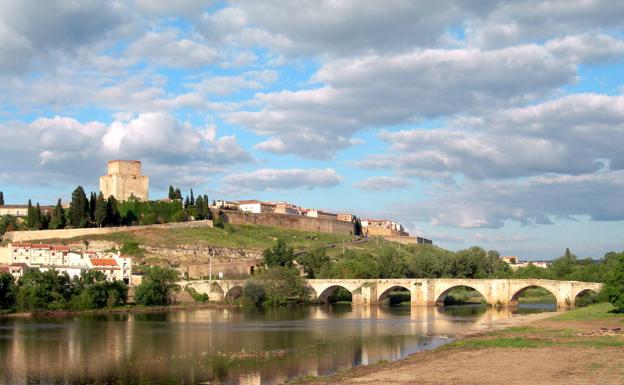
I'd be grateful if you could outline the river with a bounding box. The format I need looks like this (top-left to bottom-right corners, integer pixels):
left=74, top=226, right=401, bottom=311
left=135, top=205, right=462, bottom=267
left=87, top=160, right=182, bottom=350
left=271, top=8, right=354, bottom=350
left=0, top=304, right=555, bottom=385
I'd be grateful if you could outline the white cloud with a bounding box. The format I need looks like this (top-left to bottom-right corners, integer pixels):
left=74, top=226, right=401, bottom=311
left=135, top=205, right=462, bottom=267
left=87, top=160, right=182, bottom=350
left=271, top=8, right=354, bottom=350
left=229, top=45, right=575, bottom=158
left=359, top=94, right=624, bottom=180
left=187, top=70, right=278, bottom=96
left=545, top=34, right=624, bottom=64
left=221, top=168, right=342, bottom=193
left=0, top=113, right=251, bottom=188
left=354, top=176, right=409, bottom=191
left=392, top=171, right=624, bottom=229
left=0, top=0, right=127, bottom=73
left=128, top=29, right=219, bottom=68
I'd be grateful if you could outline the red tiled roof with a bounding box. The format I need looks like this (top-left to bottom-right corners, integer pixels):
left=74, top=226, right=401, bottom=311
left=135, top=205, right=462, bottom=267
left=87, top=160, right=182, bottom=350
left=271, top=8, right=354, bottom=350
left=52, top=246, right=70, bottom=252
left=90, top=258, right=119, bottom=267
left=32, top=244, right=51, bottom=249
left=9, top=263, right=29, bottom=268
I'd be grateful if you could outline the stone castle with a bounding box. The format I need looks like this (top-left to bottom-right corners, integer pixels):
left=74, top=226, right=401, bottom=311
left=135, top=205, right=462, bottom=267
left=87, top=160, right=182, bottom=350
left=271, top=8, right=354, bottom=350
left=99, top=160, right=149, bottom=201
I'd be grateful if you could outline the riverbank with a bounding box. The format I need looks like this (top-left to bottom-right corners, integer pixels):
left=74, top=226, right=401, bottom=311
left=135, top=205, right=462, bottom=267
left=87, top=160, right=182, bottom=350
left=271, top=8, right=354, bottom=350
left=290, top=303, right=624, bottom=385
left=0, top=302, right=237, bottom=318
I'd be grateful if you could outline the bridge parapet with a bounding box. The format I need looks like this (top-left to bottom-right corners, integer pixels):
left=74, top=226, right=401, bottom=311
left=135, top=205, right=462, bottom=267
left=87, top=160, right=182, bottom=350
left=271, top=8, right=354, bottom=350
left=182, top=278, right=602, bottom=308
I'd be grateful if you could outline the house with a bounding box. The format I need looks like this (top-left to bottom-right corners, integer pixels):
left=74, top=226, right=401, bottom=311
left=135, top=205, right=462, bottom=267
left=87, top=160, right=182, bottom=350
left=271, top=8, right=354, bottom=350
left=361, top=219, right=409, bottom=237
left=306, top=210, right=338, bottom=221
left=8, top=263, right=31, bottom=280
left=275, top=202, right=300, bottom=216
left=337, top=213, right=355, bottom=222
left=0, top=205, right=55, bottom=217
left=238, top=200, right=276, bottom=214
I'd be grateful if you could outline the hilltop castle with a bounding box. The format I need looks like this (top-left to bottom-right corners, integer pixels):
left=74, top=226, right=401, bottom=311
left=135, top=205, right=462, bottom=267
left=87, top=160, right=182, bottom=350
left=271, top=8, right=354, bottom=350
left=99, top=160, right=149, bottom=201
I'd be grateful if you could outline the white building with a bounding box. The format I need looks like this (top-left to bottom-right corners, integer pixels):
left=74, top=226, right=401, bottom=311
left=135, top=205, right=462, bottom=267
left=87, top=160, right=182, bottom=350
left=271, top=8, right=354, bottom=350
left=9, top=243, right=133, bottom=283
left=238, top=200, right=276, bottom=214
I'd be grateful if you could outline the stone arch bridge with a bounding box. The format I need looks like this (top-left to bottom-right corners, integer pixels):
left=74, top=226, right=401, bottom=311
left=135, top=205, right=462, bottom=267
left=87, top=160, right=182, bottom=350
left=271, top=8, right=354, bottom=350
left=182, top=278, right=602, bottom=308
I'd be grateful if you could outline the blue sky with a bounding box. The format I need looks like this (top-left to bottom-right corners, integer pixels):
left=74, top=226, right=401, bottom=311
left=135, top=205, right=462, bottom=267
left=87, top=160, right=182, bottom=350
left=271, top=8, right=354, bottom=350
left=1, top=1, right=623, bottom=259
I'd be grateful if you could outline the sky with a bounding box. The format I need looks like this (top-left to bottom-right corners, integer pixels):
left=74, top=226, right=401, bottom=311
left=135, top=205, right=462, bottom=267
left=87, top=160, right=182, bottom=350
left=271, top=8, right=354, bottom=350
left=1, top=0, right=623, bottom=259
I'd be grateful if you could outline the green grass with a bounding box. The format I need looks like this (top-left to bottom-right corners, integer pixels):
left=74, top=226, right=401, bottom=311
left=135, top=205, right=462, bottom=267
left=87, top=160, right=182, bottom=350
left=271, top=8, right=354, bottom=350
left=552, top=302, right=623, bottom=321
left=38, top=223, right=355, bottom=251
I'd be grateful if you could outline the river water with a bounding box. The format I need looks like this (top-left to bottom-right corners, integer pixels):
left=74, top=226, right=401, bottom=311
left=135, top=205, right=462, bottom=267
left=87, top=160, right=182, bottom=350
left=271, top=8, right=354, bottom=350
left=0, top=304, right=555, bottom=385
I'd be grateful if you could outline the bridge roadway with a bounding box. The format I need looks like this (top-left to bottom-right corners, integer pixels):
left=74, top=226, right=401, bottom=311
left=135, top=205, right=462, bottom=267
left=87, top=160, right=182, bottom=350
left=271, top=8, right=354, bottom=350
left=181, top=278, right=602, bottom=308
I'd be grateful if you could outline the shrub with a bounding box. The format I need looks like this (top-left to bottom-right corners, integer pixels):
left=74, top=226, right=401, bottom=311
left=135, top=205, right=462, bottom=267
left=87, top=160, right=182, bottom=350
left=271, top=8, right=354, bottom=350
left=0, top=273, right=17, bottom=310
left=242, top=280, right=266, bottom=307
left=602, top=253, right=624, bottom=312
left=135, top=266, right=180, bottom=306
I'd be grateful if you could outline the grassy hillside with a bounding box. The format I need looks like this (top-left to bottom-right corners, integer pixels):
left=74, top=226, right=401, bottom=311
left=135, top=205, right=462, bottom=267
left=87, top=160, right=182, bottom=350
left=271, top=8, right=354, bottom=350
left=38, top=223, right=356, bottom=251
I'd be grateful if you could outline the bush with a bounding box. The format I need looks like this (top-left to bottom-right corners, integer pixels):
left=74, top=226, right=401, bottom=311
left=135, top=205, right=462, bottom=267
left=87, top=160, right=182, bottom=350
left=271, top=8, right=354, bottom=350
left=246, top=266, right=307, bottom=307
left=185, top=286, right=209, bottom=303
left=135, top=266, right=180, bottom=306
left=263, top=238, right=294, bottom=267
left=602, top=252, right=624, bottom=312
left=0, top=273, right=17, bottom=310
left=242, top=280, right=266, bottom=307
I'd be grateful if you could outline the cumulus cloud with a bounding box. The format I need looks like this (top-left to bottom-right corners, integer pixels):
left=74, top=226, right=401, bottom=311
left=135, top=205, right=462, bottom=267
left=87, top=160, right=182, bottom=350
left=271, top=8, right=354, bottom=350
left=0, top=113, right=251, bottom=188
left=221, top=168, right=342, bottom=193
left=229, top=45, right=575, bottom=158
left=466, top=0, right=624, bottom=49
left=226, top=1, right=497, bottom=56
left=187, top=70, right=278, bottom=96
left=128, top=29, right=219, bottom=68
left=391, top=171, right=624, bottom=228
left=354, top=176, right=409, bottom=191
left=0, top=0, right=127, bottom=73
left=359, top=94, right=624, bottom=180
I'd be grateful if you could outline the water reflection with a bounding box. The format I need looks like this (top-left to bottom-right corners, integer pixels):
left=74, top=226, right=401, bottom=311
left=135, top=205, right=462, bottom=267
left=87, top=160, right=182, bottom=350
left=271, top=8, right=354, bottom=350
left=0, top=304, right=555, bottom=385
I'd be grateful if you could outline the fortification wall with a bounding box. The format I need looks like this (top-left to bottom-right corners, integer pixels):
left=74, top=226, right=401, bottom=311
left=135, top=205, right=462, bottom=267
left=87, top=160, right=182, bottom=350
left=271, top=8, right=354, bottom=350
left=221, top=210, right=355, bottom=235
left=3, top=220, right=213, bottom=242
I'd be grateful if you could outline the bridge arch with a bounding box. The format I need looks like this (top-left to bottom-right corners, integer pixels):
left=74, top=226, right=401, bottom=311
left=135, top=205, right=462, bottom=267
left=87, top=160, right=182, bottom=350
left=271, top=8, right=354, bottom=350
left=377, top=285, right=411, bottom=304
left=317, top=285, right=353, bottom=304
left=574, top=288, right=599, bottom=306
left=435, top=285, right=487, bottom=306
left=509, top=285, right=557, bottom=307
left=224, top=285, right=244, bottom=302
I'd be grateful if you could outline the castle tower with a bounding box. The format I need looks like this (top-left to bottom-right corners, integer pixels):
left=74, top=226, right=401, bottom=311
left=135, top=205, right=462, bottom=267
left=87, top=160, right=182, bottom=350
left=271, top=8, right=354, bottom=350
left=100, top=160, right=149, bottom=201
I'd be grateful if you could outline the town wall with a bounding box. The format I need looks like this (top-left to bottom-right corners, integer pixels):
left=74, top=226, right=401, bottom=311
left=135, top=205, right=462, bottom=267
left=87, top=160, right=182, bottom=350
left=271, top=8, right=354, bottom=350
left=383, top=236, right=433, bottom=245
left=220, top=210, right=355, bottom=236
left=0, top=246, right=10, bottom=264
left=2, top=220, right=213, bottom=243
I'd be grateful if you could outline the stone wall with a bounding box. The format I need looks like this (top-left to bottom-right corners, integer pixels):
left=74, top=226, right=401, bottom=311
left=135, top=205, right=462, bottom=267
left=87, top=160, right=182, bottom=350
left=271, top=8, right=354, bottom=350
left=3, top=220, right=213, bottom=242
left=221, top=210, right=355, bottom=236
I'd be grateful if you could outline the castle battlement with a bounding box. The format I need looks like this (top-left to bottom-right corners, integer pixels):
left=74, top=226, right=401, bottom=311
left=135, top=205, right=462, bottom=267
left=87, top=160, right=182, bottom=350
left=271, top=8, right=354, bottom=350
left=100, top=160, right=149, bottom=201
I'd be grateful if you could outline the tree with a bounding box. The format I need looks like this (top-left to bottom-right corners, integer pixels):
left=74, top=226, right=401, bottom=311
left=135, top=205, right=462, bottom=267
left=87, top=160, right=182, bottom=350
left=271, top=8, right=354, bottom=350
left=69, top=186, right=89, bottom=228
left=190, top=189, right=195, bottom=206
left=89, top=192, right=97, bottom=222
left=94, top=192, right=107, bottom=227
left=353, top=216, right=363, bottom=236
left=0, top=215, right=18, bottom=237
left=105, top=195, right=121, bottom=226
left=26, top=199, right=35, bottom=229
left=263, top=238, right=295, bottom=267
left=551, top=248, right=577, bottom=279
left=0, top=272, right=17, bottom=310
left=168, top=185, right=175, bottom=199
left=0, top=191, right=4, bottom=205
left=251, top=266, right=308, bottom=306
left=134, top=267, right=180, bottom=306
left=184, top=196, right=190, bottom=209
left=297, top=247, right=330, bottom=278
left=603, top=252, right=624, bottom=312
left=49, top=199, right=66, bottom=230
left=34, top=203, right=42, bottom=230
left=174, top=188, right=182, bottom=200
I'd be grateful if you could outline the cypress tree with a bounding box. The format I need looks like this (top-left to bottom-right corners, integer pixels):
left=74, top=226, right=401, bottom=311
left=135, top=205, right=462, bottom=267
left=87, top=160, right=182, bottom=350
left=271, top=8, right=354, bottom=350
left=195, top=196, right=204, bottom=219
left=174, top=188, right=182, bottom=200
left=0, top=191, right=4, bottom=205
left=168, top=185, right=175, bottom=199
left=89, top=192, right=97, bottom=222
left=69, top=186, right=88, bottom=228
left=94, top=192, right=107, bottom=227
left=106, top=196, right=121, bottom=226
left=34, top=203, right=42, bottom=230
left=49, top=199, right=66, bottom=230
left=26, top=199, right=35, bottom=229
left=184, top=196, right=190, bottom=209
left=190, top=189, right=195, bottom=206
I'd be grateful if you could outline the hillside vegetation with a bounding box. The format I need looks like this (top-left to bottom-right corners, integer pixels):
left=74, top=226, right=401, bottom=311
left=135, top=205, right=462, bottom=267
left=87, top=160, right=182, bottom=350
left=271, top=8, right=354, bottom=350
left=38, top=223, right=355, bottom=251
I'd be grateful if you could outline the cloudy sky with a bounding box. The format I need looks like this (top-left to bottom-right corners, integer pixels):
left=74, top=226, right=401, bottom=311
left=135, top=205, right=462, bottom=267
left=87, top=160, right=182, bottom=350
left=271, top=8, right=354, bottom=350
left=1, top=0, right=623, bottom=259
